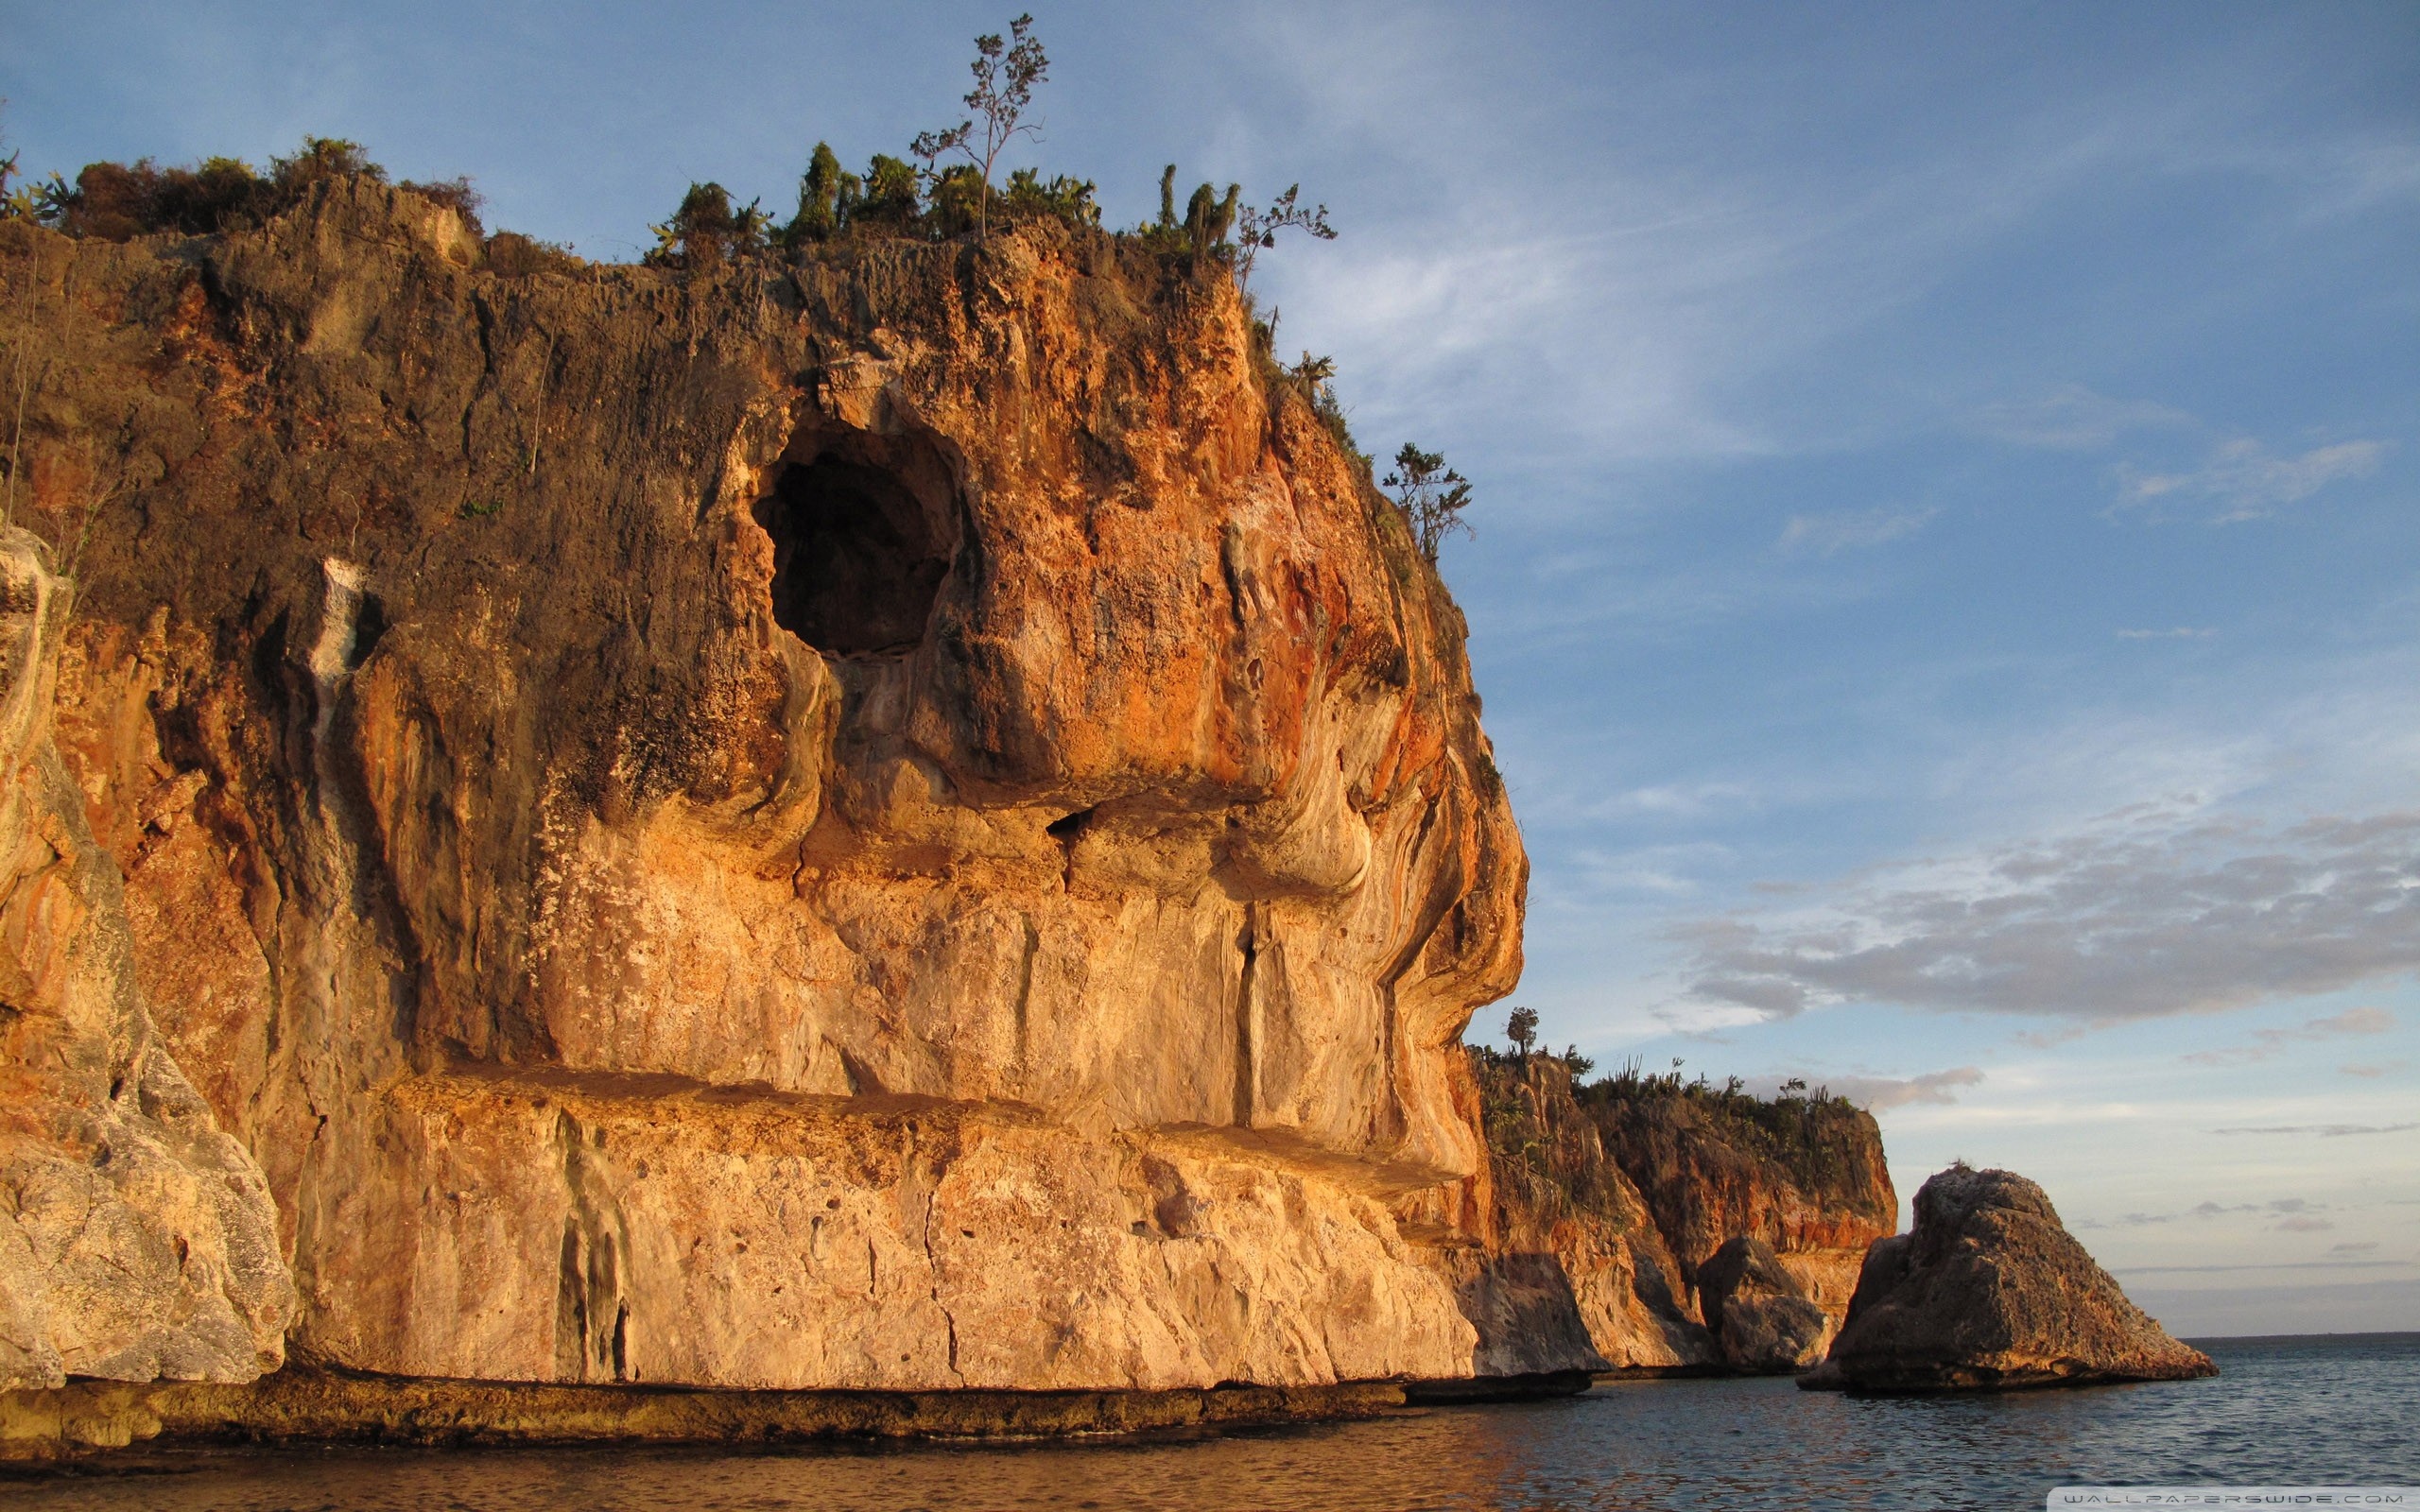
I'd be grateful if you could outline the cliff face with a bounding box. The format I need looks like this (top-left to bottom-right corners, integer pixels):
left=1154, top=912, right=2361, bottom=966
left=1446, top=1057, right=1894, bottom=1374
left=0, top=180, right=1528, bottom=1396
left=1414, top=1057, right=1705, bottom=1373
left=0, top=535, right=290, bottom=1390
left=1590, top=1079, right=1896, bottom=1325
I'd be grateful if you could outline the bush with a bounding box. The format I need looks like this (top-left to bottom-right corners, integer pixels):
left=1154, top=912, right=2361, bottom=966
left=645, top=180, right=769, bottom=269
left=399, top=175, right=484, bottom=235
left=34, top=136, right=398, bottom=241
left=996, top=166, right=1098, bottom=230
left=485, top=231, right=579, bottom=279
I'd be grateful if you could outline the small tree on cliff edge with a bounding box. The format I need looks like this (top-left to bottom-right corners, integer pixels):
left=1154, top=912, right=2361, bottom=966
left=912, top=13, right=1048, bottom=241
left=1386, top=443, right=1473, bottom=564
left=1506, top=1006, right=1539, bottom=1058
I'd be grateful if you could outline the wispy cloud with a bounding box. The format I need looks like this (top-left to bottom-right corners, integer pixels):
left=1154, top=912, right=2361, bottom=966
left=2341, top=1059, right=2410, bottom=1079
left=2184, top=1006, right=2395, bottom=1068
left=2115, top=438, right=2391, bottom=523
left=1671, top=808, right=2420, bottom=1023
left=1817, top=1066, right=1984, bottom=1111
left=2276, top=1214, right=2337, bottom=1232
left=1972, top=385, right=2194, bottom=451
left=1589, top=782, right=1759, bottom=821
left=2210, top=1123, right=2420, bottom=1138
left=2117, top=627, right=2217, bottom=641
left=2083, top=1196, right=2326, bottom=1229
left=1775, top=507, right=1937, bottom=556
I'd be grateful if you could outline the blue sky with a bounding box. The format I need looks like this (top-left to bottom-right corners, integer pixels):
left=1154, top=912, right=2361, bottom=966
left=8, top=0, right=2416, bottom=1335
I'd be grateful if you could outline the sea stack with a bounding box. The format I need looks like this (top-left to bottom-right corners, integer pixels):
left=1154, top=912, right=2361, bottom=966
left=1802, top=1163, right=2218, bottom=1391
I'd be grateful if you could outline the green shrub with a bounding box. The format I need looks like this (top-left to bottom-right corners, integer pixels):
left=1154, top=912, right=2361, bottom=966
left=780, top=142, right=848, bottom=246
left=645, top=180, right=770, bottom=269
left=33, top=136, right=403, bottom=241
left=996, top=166, right=1098, bottom=230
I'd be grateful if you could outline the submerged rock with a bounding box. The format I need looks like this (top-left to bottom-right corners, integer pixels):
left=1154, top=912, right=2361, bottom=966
left=1802, top=1164, right=2217, bottom=1391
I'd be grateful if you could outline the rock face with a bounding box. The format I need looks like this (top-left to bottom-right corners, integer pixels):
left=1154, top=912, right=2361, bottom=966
left=1804, top=1165, right=2217, bottom=1391
left=1439, top=1056, right=1893, bottom=1374
left=1420, top=1057, right=1708, bottom=1374
left=1591, top=1081, right=1896, bottom=1329
left=0, top=534, right=291, bottom=1389
left=0, top=179, right=1532, bottom=1401
left=1697, top=1236, right=1829, bottom=1373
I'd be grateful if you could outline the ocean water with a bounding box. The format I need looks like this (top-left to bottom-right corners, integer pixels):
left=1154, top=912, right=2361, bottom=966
left=13, top=1334, right=2417, bottom=1511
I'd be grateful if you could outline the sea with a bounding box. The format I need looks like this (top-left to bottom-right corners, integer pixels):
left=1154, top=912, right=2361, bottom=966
left=12, top=1333, right=2416, bottom=1511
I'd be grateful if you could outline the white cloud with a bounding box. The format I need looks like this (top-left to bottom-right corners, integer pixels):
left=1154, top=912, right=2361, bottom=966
left=1775, top=507, right=1937, bottom=557
left=1588, top=782, right=1759, bottom=821
left=2115, top=438, right=2391, bottom=523
left=1672, top=808, right=2420, bottom=1023
left=2117, top=627, right=2217, bottom=641
left=1972, top=386, right=2194, bottom=451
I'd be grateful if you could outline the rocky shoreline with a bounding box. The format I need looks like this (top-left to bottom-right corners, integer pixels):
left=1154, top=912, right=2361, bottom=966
left=0, top=171, right=2208, bottom=1468
left=0, top=1368, right=1614, bottom=1464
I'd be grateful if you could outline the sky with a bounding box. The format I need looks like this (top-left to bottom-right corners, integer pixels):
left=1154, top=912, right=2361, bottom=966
left=6, top=0, right=2416, bottom=1336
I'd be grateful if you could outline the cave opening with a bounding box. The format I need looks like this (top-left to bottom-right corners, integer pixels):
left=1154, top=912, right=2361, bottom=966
left=757, top=430, right=959, bottom=657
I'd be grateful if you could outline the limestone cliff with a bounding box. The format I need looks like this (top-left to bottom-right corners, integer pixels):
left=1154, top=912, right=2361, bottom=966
left=0, top=533, right=291, bottom=1390
left=1443, top=1056, right=1895, bottom=1374
left=1588, top=1071, right=1896, bottom=1329
left=0, top=177, right=1530, bottom=1404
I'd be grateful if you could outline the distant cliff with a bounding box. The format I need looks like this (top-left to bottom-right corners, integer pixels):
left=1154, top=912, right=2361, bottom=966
left=1443, top=1055, right=1895, bottom=1373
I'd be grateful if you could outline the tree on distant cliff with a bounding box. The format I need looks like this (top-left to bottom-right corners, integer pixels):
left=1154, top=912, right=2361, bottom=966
left=1387, top=443, right=1474, bottom=564
left=783, top=142, right=849, bottom=244
left=1507, top=1006, right=1539, bottom=1057
left=912, top=12, right=1048, bottom=241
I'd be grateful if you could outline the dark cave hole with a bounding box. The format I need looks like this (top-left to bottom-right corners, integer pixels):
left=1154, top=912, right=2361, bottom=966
left=759, top=449, right=955, bottom=657
left=1046, top=807, right=1096, bottom=841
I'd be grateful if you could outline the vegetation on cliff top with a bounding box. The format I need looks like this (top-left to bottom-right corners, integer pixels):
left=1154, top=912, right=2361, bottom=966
left=0, top=17, right=1476, bottom=574
left=1475, top=1000, right=1882, bottom=1213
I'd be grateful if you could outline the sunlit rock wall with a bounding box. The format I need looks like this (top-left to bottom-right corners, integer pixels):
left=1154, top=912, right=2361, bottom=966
left=0, top=181, right=1535, bottom=1391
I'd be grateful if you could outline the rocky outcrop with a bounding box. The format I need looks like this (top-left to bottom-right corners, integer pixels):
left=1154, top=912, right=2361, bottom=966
left=1437, top=1056, right=1894, bottom=1375
left=1590, top=1079, right=1896, bottom=1327
left=1416, top=1057, right=1710, bottom=1374
left=1803, top=1165, right=2217, bottom=1392
left=0, top=533, right=291, bottom=1390
left=1697, top=1235, right=1829, bottom=1373
left=0, top=173, right=1534, bottom=1424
